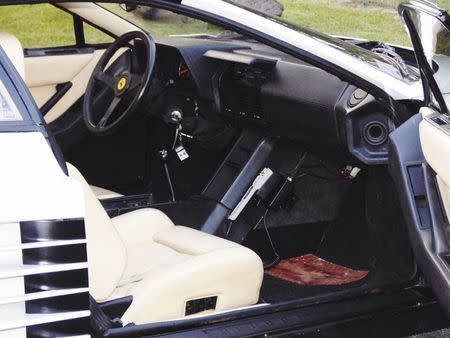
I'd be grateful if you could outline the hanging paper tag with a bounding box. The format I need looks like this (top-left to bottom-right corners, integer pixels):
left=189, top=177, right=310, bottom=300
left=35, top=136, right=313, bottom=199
left=175, top=146, right=189, bottom=161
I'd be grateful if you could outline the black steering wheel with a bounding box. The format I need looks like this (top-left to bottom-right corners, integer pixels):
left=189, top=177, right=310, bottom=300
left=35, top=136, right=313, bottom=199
left=83, top=30, right=156, bottom=135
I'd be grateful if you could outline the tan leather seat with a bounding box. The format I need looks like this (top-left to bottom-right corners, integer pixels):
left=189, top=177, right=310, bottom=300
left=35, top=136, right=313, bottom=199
left=0, top=32, right=123, bottom=200
left=0, top=32, right=25, bottom=79
left=90, top=185, right=123, bottom=200
left=68, top=163, right=264, bottom=325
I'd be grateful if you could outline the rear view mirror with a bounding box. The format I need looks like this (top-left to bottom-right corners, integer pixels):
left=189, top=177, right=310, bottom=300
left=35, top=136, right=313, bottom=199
left=119, top=3, right=137, bottom=12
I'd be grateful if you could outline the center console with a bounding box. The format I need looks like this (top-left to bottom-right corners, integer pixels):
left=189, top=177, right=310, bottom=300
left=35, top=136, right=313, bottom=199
left=101, top=130, right=274, bottom=237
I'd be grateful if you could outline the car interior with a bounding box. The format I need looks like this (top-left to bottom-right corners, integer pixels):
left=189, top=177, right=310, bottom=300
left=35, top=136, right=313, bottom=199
left=0, top=1, right=426, bottom=334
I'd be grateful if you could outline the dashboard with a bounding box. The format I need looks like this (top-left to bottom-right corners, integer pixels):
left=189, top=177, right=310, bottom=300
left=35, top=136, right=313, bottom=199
left=149, top=36, right=402, bottom=164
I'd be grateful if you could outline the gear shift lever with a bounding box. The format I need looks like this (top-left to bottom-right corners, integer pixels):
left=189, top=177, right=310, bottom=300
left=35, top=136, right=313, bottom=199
left=159, top=149, right=176, bottom=202
left=168, top=108, right=189, bottom=161
left=170, top=109, right=183, bottom=150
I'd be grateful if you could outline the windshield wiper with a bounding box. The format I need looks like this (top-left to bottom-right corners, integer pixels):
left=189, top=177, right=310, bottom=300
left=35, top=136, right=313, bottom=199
left=371, top=43, right=420, bottom=81
left=215, top=30, right=255, bottom=41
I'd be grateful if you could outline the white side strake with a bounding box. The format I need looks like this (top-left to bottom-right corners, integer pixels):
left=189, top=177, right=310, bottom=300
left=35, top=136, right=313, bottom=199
left=0, top=303, right=89, bottom=332
left=0, top=239, right=87, bottom=251
left=0, top=262, right=88, bottom=280
left=0, top=222, right=88, bottom=336
left=0, top=288, right=89, bottom=306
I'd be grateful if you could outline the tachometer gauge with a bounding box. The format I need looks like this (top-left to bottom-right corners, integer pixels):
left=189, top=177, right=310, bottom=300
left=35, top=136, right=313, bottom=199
left=178, top=60, right=191, bottom=79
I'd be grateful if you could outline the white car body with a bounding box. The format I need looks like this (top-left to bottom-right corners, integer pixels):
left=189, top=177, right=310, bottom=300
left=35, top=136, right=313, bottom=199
left=0, top=1, right=443, bottom=337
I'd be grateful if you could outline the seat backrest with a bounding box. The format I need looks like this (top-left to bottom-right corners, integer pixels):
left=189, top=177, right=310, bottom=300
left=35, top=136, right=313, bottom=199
left=0, top=32, right=25, bottom=80
left=67, top=163, right=127, bottom=301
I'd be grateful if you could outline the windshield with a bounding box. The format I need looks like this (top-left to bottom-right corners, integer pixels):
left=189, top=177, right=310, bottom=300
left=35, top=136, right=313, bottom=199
left=222, top=0, right=423, bottom=81
left=102, top=1, right=423, bottom=82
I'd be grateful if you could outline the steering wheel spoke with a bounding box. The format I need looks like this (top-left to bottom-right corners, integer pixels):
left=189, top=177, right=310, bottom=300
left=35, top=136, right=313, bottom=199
left=98, top=96, right=122, bottom=129
left=94, top=71, right=116, bottom=91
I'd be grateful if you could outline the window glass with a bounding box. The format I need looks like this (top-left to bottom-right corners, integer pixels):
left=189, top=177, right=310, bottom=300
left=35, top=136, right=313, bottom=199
left=84, top=23, right=115, bottom=45
left=0, top=4, right=76, bottom=49
left=99, top=4, right=224, bottom=37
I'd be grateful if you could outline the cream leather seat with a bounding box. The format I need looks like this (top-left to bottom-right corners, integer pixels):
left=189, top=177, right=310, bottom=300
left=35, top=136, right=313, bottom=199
left=0, top=32, right=123, bottom=200
left=68, top=163, right=264, bottom=325
left=0, top=32, right=25, bottom=79
left=90, top=185, right=123, bottom=200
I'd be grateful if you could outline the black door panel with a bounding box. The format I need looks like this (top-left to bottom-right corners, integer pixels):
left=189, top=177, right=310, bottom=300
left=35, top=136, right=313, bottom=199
left=389, top=114, right=450, bottom=317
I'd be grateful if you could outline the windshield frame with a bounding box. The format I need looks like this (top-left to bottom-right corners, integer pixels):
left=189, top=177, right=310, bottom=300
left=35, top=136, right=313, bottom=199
left=399, top=1, right=450, bottom=114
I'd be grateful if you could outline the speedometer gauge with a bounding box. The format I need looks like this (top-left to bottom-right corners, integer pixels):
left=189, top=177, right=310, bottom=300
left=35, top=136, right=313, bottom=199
left=178, top=60, right=191, bottom=79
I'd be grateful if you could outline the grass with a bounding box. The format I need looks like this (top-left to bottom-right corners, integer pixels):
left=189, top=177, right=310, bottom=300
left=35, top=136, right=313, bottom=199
left=0, top=4, right=76, bottom=48
left=280, top=0, right=411, bottom=46
left=0, top=0, right=439, bottom=48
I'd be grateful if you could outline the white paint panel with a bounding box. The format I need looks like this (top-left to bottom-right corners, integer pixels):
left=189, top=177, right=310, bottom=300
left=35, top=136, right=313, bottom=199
left=0, top=223, right=21, bottom=247
left=0, top=132, right=84, bottom=223
left=0, top=278, right=25, bottom=299
left=0, top=327, right=25, bottom=338
left=0, top=223, right=24, bottom=302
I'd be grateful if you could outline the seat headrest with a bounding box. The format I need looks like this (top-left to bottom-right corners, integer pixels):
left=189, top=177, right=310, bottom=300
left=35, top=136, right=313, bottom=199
left=0, top=32, right=25, bottom=80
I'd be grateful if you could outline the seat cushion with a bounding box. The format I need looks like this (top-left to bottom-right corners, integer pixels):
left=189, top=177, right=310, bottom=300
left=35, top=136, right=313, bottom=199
left=90, top=185, right=123, bottom=200
left=69, top=162, right=263, bottom=325
left=110, top=211, right=264, bottom=325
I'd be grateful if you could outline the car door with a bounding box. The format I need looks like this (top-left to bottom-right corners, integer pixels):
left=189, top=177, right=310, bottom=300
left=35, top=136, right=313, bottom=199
left=390, top=0, right=450, bottom=318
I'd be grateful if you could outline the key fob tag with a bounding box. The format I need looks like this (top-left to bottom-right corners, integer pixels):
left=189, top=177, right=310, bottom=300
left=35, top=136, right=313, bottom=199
left=175, top=146, right=189, bottom=161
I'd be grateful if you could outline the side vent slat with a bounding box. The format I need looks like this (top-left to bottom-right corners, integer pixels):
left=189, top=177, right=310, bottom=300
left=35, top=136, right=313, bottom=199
left=0, top=287, right=88, bottom=306
left=0, top=239, right=86, bottom=251
left=0, top=304, right=90, bottom=332
left=0, top=262, right=88, bottom=280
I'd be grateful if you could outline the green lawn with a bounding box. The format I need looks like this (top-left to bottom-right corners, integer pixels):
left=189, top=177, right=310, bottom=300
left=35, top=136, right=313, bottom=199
left=0, top=1, right=421, bottom=48
left=281, top=0, right=411, bottom=46
left=0, top=4, right=113, bottom=48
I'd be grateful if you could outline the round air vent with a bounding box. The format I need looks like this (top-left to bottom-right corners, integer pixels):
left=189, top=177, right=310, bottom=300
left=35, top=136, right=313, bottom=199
left=363, top=121, right=388, bottom=146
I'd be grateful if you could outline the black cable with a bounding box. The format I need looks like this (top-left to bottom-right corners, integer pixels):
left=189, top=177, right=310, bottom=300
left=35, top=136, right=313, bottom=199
left=253, top=208, right=280, bottom=269
left=262, top=209, right=281, bottom=269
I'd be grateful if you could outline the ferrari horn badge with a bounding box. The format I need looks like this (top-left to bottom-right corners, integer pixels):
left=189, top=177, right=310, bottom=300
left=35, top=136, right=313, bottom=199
left=117, top=77, right=127, bottom=91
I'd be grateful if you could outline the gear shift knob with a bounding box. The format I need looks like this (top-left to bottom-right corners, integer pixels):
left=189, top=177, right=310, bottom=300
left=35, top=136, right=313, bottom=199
left=170, top=110, right=183, bottom=124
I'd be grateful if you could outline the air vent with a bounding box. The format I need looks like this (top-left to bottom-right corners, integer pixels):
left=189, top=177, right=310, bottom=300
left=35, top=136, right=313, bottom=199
left=0, top=219, right=90, bottom=337
left=364, top=121, right=388, bottom=146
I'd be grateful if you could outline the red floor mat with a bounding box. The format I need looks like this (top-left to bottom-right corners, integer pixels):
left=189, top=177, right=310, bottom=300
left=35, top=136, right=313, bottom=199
left=266, top=254, right=369, bottom=286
